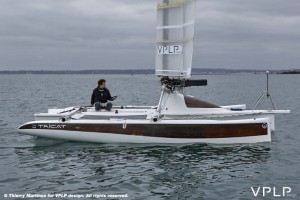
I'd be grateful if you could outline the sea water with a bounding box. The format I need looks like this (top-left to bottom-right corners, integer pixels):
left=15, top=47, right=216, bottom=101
left=0, top=74, right=299, bottom=200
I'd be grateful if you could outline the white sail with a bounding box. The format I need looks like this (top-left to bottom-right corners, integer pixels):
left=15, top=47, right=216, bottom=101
left=155, top=0, right=196, bottom=79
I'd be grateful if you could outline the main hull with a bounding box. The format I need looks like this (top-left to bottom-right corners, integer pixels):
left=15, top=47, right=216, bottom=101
left=18, top=118, right=271, bottom=144
left=18, top=93, right=289, bottom=144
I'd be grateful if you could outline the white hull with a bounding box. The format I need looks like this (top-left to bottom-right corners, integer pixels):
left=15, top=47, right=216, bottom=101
left=18, top=93, right=289, bottom=144
left=18, top=129, right=271, bottom=144
left=19, top=118, right=272, bottom=144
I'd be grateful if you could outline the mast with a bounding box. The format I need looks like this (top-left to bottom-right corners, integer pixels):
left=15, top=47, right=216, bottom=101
left=155, top=0, right=196, bottom=79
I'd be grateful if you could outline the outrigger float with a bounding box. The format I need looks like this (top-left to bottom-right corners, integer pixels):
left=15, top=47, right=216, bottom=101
left=18, top=0, right=289, bottom=144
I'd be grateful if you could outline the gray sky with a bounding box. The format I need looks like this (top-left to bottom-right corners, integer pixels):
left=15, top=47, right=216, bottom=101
left=0, top=0, right=299, bottom=70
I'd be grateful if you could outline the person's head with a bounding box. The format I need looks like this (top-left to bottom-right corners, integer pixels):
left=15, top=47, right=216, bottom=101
left=98, top=79, right=106, bottom=89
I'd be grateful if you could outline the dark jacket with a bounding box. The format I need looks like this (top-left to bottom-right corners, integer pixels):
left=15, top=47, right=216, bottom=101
left=91, top=87, right=113, bottom=104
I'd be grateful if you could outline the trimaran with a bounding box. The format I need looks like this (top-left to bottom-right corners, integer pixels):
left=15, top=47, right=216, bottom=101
left=18, top=0, right=290, bottom=144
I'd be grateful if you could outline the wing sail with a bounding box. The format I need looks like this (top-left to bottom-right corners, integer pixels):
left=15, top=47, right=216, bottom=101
left=155, top=0, right=196, bottom=79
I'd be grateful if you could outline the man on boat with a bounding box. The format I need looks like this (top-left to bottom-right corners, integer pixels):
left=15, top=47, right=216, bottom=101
left=91, top=79, right=117, bottom=111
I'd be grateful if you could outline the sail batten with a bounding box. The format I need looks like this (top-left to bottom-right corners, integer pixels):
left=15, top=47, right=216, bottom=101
left=156, top=21, right=195, bottom=30
left=156, top=37, right=194, bottom=44
left=155, top=0, right=196, bottom=79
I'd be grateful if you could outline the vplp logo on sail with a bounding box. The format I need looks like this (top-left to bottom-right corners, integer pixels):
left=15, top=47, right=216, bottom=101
left=157, top=45, right=182, bottom=54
